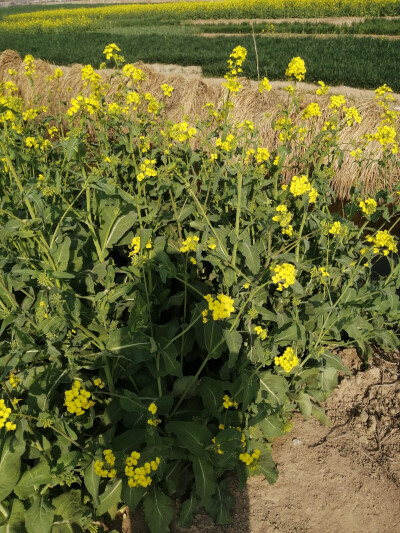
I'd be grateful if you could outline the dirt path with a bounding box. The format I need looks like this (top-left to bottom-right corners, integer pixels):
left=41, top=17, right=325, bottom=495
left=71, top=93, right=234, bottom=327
left=187, top=16, right=400, bottom=26
left=197, top=32, right=400, bottom=40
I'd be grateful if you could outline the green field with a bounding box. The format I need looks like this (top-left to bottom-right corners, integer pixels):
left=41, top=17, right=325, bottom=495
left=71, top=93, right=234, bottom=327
left=0, top=4, right=400, bottom=91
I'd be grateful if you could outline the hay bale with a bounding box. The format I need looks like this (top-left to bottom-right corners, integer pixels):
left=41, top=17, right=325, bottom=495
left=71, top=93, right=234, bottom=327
left=0, top=49, right=398, bottom=199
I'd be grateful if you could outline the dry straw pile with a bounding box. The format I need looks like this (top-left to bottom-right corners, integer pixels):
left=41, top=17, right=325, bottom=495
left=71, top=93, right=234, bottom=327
left=1, top=49, right=399, bottom=200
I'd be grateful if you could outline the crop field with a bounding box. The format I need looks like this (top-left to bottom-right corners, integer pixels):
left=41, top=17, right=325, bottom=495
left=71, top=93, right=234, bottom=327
left=0, top=2, right=400, bottom=533
left=0, top=1, right=400, bottom=90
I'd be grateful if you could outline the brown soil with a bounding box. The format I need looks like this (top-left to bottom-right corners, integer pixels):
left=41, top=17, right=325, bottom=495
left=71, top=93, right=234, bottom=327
left=197, top=32, right=400, bottom=40
left=112, top=349, right=400, bottom=533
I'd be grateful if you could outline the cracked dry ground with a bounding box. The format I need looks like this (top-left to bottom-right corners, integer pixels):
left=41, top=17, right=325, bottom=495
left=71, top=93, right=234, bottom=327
left=117, top=349, right=400, bottom=533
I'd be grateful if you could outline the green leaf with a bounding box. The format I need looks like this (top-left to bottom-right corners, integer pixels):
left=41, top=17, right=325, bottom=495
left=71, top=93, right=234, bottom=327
left=83, top=462, right=99, bottom=506
left=273, top=323, right=301, bottom=344
left=106, top=328, right=152, bottom=361
left=143, top=485, right=173, bottom=533
left=256, top=451, right=278, bottom=485
left=25, top=494, right=55, bottom=533
left=322, top=350, right=351, bottom=375
left=159, top=344, right=182, bottom=378
left=104, top=213, right=137, bottom=250
left=297, top=392, right=312, bottom=419
left=4, top=499, right=25, bottom=533
left=192, top=455, right=216, bottom=504
left=311, top=404, right=332, bottom=426
left=0, top=434, right=25, bottom=502
left=257, top=414, right=283, bottom=438
left=53, top=237, right=71, bottom=272
left=199, top=377, right=224, bottom=418
left=96, top=479, right=122, bottom=517
left=14, top=460, right=52, bottom=500
left=204, top=479, right=233, bottom=525
left=165, top=422, right=212, bottom=457
left=121, top=480, right=143, bottom=511
left=320, top=367, right=338, bottom=395
left=52, top=489, right=87, bottom=523
left=179, top=495, right=199, bottom=528
left=222, top=329, right=242, bottom=368
left=258, top=371, right=289, bottom=406
left=239, top=232, right=260, bottom=275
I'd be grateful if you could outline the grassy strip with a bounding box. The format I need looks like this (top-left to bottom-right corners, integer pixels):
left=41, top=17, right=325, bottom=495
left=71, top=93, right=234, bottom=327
left=1, top=31, right=399, bottom=91
left=194, top=18, right=400, bottom=36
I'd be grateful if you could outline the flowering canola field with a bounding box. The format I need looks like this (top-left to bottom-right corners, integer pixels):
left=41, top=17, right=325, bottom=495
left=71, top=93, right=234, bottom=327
left=2, top=0, right=400, bottom=32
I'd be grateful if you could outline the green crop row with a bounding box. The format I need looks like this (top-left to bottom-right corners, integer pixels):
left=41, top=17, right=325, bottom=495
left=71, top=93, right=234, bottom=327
left=1, top=30, right=400, bottom=92
left=194, top=17, right=400, bottom=36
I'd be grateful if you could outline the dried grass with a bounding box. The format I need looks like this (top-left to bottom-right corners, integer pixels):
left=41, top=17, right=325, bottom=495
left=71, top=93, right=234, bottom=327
left=1, top=49, right=399, bottom=199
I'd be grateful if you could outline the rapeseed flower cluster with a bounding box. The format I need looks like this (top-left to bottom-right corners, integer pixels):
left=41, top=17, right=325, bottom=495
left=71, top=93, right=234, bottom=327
left=67, top=95, right=101, bottom=117
left=239, top=449, right=260, bottom=469
left=222, top=394, right=238, bottom=409
left=328, top=221, right=345, bottom=236
left=316, top=81, right=330, bottom=95
left=93, top=378, right=105, bottom=389
left=258, top=77, right=271, bottom=93
left=272, top=205, right=293, bottom=236
left=122, top=64, right=146, bottom=85
left=94, top=449, right=117, bottom=479
left=343, top=106, right=362, bottom=126
left=169, top=121, right=197, bottom=143
left=103, top=43, right=124, bottom=63
left=271, top=263, right=296, bottom=291
left=366, top=230, right=397, bottom=255
left=310, top=266, right=330, bottom=284
left=329, top=95, right=346, bottom=110
left=289, top=175, right=318, bottom=203
left=223, top=45, right=247, bottom=93
left=275, top=347, right=299, bottom=372
left=216, top=134, right=235, bottom=152
left=359, top=198, right=377, bottom=216
left=9, top=372, right=20, bottom=388
left=302, top=103, right=321, bottom=119
left=64, top=381, right=94, bottom=415
left=161, top=83, right=174, bottom=97
left=147, top=402, right=161, bottom=426
left=254, top=325, right=267, bottom=340
left=125, top=451, right=160, bottom=488
left=285, top=57, right=306, bottom=81
left=180, top=235, right=199, bottom=254
left=203, top=294, right=235, bottom=321
left=0, top=399, right=15, bottom=431
left=137, top=158, right=157, bottom=182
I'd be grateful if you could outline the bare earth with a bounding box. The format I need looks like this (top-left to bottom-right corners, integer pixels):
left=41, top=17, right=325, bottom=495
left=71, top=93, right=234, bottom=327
left=115, top=349, right=400, bottom=533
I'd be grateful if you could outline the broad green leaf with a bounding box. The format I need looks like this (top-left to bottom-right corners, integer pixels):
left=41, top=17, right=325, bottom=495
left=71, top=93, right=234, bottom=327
left=106, top=328, right=153, bottom=361
left=256, top=451, right=278, bottom=485
left=104, top=213, right=137, bottom=250
left=121, top=480, right=143, bottom=511
left=84, top=462, right=100, bottom=507
left=25, top=494, right=55, bottom=533
left=311, top=404, right=332, bottom=427
left=14, top=461, right=52, bottom=500
left=0, top=435, right=25, bottom=502
left=53, top=237, right=71, bottom=272
left=96, top=479, right=122, bottom=517
left=143, top=485, right=173, bottom=533
left=257, top=414, right=283, bottom=438
left=159, top=344, right=182, bottom=377
left=238, top=232, right=260, bottom=275
left=240, top=373, right=259, bottom=410
left=322, top=351, right=351, bottom=375
left=178, top=495, right=199, bottom=528
left=222, top=329, right=242, bottom=368
left=52, top=489, right=87, bottom=523
left=258, top=371, right=289, bottom=406
left=204, top=480, right=233, bottom=525
left=273, top=323, right=302, bottom=344
left=192, top=455, right=216, bottom=504
left=165, top=422, right=212, bottom=457
left=1, top=499, right=25, bottom=533
left=199, top=377, right=224, bottom=417
left=297, top=392, right=312, bottom=419
left=320, top=367, right=338, bottom=395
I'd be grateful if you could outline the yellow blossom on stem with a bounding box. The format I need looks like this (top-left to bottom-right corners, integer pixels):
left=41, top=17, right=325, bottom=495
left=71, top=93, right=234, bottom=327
left=275, top=347, right=299, bottom=372
left=271, top=263, right=296, bottom=291
left=204, top=294, right=235, bottom=320
left=222, top=395, right=238, bottom=409
left=285, top=57, right=306, bottom=81
left=359, top=198, right=377, bottom=216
